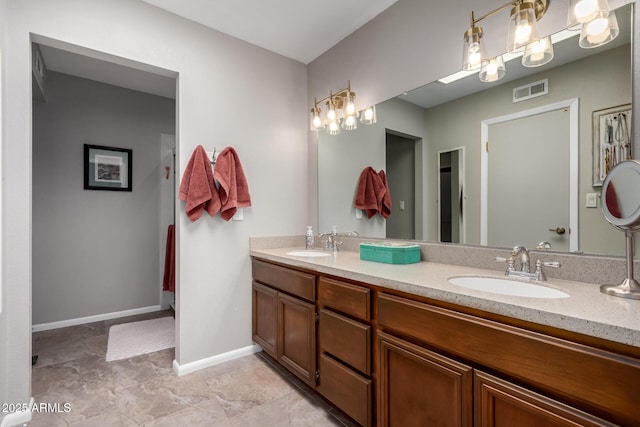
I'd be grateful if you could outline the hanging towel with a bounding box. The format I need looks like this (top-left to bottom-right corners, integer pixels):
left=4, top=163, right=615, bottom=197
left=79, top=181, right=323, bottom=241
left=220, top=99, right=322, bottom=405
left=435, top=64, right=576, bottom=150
left=378, top=170, right=392, bottom=219
left=214, top=147, right=252, bottom=221
left=355, top=167, right=385, bottom=218
left=179, top=145, right=220, bottom=222
left=162, top=224, right=175, bottom=293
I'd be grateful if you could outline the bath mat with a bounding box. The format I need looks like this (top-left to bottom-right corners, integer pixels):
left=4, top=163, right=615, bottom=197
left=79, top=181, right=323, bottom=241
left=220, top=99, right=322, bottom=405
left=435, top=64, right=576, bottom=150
left=106, top=316, right=175, bottom=362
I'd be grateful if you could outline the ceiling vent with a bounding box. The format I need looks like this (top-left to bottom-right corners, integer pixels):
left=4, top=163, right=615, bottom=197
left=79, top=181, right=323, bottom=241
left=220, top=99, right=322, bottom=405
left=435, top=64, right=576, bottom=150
left=513, top=79, right=548, bottom=103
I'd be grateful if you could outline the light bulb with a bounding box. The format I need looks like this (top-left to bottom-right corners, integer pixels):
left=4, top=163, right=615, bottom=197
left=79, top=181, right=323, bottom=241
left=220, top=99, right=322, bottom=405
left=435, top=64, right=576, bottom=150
left=586, top=17, right=609, bottom=36
left=312, top=115, right=322, bottom=129
left=346, top=100, right=356, bottom=115
left=363, top=108, right=373, bottom=121
left=529, top=39, right=547, bottom=62
left=515, top=19, right=533, bottom=45
left=327, top=107, right=336, bottom=121
left=574, top=0, right=598, bottom=22
left=485, top=62, right=498, bottom=77
left=468, top=42, right=482, bottom=67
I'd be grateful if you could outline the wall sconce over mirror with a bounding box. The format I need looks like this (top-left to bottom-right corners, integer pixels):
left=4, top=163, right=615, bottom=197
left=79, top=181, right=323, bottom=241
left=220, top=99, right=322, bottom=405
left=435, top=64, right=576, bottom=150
left=462, top=0, right=619, bottom=82
left=310, top=80, right=377, bottom=135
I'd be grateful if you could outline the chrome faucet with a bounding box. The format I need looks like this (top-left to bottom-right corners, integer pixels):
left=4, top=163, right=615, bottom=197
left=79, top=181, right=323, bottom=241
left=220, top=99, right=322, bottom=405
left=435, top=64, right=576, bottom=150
left=512, top=245, right=531, bottom=273
left=319, top=230, right=359, bottom=253
left=495, top=245, right=561, bottom=281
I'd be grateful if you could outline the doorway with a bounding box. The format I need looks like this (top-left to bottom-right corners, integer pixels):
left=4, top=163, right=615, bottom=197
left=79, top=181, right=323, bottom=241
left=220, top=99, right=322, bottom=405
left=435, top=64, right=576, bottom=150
left=438, top=148, right=464, bottom=243
left=31, top=39, right=178, bottom=331
left=386, top=132, right=417, bottom=240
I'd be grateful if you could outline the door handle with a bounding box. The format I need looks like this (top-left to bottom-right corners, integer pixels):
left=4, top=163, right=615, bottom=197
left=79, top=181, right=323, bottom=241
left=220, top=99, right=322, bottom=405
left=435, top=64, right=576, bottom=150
left=549, top=227, right=566, bottom=235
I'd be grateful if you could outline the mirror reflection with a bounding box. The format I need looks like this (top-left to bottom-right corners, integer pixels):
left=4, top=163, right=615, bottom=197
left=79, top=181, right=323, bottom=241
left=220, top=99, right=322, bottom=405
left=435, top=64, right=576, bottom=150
left=318, top=3, right=632, bottom=257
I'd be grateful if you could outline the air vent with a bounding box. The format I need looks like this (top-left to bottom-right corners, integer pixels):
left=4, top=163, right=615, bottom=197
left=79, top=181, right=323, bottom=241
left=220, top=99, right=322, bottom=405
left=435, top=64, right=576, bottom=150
left=513, top=79, right=548, bottom=103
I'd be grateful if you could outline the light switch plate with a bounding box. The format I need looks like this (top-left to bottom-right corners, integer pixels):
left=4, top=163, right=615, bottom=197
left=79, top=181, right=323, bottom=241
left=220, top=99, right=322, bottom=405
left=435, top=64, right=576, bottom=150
left=586, top=193, right=598, bottom=208
left=399, top=201, right=405, bottom=211
left=232, top=208, right=244, bottom=220
left=356, top=208, right=363, bottom=219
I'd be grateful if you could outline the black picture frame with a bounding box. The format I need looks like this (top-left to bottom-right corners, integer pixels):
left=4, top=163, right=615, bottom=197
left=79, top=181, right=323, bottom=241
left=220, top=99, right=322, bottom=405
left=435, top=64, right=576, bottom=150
left=84, top=144, right=132, bottom=191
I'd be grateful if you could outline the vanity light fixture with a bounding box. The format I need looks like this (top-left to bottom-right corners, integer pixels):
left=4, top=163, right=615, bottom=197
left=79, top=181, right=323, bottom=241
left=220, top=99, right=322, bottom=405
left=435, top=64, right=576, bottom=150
left=461, top=0, right=618, bottom=82
left=310, top=81, right=375, bottom=135
left=461, top=0, right=549, bottom=76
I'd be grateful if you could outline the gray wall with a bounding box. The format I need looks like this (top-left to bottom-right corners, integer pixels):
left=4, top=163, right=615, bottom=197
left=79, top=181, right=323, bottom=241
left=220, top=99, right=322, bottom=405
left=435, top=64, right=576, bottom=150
left=0, top=0, right=7, bottom=416
left=2, top=0, right=308, bottom=412
left=318, top=97, right=428, bottom=238
left=32, top=71, right=175, bottom=324
left=423, top=45, right=631, bottom=255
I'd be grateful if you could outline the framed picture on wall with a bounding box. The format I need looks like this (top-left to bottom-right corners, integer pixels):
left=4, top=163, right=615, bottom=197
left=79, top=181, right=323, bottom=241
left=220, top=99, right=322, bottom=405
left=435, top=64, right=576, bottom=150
left=84, top=144, right=132, bottom=191
left=593, top=104, right=632, bottom=186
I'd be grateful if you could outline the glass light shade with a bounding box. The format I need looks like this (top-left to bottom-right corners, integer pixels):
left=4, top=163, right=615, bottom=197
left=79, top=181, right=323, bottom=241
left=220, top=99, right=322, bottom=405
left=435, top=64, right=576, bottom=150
left=326, top=119, right=341, bottom=135
left=579, top=9, right=618, bottom=48
left=522, top=36, right=554, bottom=67
left=462, top=26, right=485, bottom=71
left=342, top=113, right=358, bottom=130
left=343, top=91, right=357, bottom=115
left=507, top=2, right=540, bottom=52
left=567, top=0, right=610, bottom=30
left=310, top=107, right=322, bottom=131
left=479, top=56, right=505, bottom=82
left=360, top=106, right=377, bottom=125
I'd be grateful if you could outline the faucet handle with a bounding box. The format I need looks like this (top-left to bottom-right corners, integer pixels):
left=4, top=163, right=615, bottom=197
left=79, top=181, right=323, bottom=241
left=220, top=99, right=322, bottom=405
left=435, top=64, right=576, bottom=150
left=534, top=260, right=560, bottom=281
left=496, top=256, right=516, bottom=275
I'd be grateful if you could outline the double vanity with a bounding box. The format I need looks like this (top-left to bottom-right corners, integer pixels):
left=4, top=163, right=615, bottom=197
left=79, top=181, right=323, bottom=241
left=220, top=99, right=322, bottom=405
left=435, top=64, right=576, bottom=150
left=250, top=238, right=640, bottom=427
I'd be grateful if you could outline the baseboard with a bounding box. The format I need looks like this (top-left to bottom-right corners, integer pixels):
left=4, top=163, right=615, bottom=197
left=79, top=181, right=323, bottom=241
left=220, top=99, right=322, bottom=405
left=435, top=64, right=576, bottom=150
left=173, top=344, right=262, bottom=376
left=0, top=397, right=34, bottom=427
left=32, top=305, right=163, bottom=332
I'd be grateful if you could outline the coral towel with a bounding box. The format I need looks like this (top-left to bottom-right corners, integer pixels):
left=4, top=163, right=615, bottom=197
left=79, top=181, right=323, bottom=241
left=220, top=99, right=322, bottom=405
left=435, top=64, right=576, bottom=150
left=378, top=170, right=392, bottom=219
left=214, top=147, right=252, bottom=221
left=355, top=167, right=386, bottom=219
left=162, top=225, right=175, bottom=293
left=179, top=145, right=220, bottom=222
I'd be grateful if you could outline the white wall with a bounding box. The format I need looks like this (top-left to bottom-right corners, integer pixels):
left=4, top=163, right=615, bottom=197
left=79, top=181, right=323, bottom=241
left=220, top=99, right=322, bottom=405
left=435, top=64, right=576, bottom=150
left=2, top=0, right=307, bottom=411
left=32, top=71, right=176, bottom=324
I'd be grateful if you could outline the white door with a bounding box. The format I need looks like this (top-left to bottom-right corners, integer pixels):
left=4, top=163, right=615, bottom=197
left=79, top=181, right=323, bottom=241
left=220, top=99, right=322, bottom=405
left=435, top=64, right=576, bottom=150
left=486, top=108, right=571, bottom=251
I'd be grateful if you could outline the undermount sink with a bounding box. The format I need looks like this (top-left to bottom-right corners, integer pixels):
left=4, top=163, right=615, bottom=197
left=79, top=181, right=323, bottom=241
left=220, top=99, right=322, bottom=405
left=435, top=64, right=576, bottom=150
left=448, top=276, right=570, bottom=299
left=286, top=250, right=332, bottom=258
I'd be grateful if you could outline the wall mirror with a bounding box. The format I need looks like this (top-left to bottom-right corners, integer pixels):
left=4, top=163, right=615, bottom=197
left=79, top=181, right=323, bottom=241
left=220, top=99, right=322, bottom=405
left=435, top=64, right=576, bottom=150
left=318, top=2, right=633, bottom=257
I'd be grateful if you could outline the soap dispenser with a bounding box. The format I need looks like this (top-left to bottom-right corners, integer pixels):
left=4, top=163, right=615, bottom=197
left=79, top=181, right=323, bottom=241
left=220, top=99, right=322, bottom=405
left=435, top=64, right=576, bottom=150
left=305, top=226, right=315, bottom=250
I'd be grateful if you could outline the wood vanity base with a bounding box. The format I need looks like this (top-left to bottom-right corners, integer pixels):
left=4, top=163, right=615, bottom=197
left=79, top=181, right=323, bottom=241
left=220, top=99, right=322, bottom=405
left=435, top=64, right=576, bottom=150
left=252, top=258, right=640, bottom=426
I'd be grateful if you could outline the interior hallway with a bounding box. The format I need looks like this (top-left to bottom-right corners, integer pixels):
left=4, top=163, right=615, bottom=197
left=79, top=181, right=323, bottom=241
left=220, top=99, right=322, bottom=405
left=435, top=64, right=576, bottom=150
left=31, top=311, right=355, bottom=426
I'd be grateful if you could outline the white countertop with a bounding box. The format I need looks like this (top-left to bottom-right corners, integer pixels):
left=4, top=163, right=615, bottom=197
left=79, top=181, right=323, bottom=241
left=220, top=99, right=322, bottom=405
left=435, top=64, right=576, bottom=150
left=250, top=247, right=640, bottom=348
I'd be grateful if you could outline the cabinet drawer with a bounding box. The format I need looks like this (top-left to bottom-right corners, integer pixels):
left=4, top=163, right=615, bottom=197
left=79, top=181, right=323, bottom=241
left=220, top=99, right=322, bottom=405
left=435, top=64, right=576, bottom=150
left=317, top=353, right=372, bottom=427
left=319, top=308, right=371, bottom=375
left=252, top=259, right=315, bottom=302
left=318, top=277, right=370, bottom=321
left=474, top=371, right=616, bottom=427
left=378, top=293, right=640, bottom=426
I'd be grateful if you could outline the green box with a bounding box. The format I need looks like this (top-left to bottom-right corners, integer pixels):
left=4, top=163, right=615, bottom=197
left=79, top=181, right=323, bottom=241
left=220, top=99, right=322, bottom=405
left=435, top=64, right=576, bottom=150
left=359, top=242, right=421, bottom=265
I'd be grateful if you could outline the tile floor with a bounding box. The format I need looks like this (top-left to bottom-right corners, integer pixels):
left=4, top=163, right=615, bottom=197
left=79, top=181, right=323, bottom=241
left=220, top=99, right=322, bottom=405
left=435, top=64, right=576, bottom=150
left=30, top=310, right=355, bottom=426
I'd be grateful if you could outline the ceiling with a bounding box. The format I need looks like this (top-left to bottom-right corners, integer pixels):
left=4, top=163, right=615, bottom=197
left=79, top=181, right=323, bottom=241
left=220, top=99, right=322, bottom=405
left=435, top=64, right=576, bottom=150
left=139, top=0, right=398, bottom=64
left=36, top=0, right=398, bottom=100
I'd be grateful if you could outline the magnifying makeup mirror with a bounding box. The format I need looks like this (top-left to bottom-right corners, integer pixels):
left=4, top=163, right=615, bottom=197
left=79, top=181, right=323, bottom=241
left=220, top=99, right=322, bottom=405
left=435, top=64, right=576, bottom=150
left=601, top=160, right=640, bottom=299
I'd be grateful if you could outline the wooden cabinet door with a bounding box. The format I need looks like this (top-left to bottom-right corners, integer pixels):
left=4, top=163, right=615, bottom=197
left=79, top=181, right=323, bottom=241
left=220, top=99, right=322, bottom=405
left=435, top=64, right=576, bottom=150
left=252, top=281, right=278, bottom=358
left=278, top=292, right=317, bottom=386
left=474, top=371, right=617, bottom=427
left=377, top=331, right=473, bottom=427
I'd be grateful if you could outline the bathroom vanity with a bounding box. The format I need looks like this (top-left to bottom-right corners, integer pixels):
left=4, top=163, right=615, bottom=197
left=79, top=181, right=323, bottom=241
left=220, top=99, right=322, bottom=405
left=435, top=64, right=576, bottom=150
left=251, top=246, right=640, bottom=427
